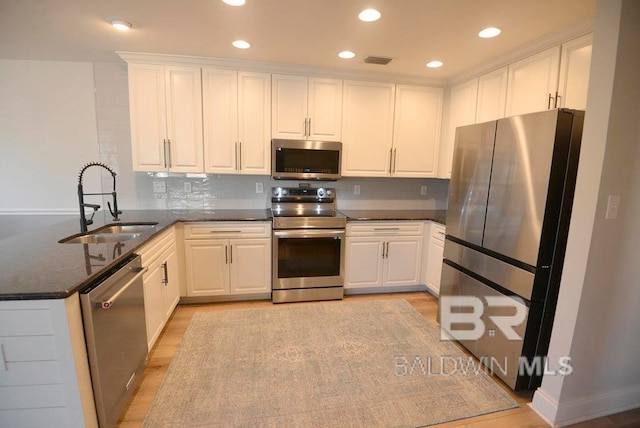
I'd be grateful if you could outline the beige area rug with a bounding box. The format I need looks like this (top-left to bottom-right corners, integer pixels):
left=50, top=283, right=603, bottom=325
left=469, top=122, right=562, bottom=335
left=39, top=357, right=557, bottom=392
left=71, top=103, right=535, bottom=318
left=143, top=299, right=518, bottom=427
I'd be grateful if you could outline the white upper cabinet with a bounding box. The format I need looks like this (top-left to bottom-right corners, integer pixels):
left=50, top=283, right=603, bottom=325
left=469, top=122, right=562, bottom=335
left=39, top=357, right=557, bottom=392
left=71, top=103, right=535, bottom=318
left=476, top=66, right=508, bottom=123
left=272, top=74, right=342, bottom=141
left=341, top=80, right=396, bottom=177
left=558, top=33, right=593, bottom=110
left=505, top=46, right=561, bottom=117
left=392, top=85, right=443, bottom=178
left=203, top=69, right=271, bottom=175
left=439, top=79, right=478, bottom=178
left=128, top=63, right=203, bottom=173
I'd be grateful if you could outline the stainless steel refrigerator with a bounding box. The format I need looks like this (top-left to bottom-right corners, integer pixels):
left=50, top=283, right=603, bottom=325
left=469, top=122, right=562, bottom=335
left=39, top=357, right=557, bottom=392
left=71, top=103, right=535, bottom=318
left=438, top=109, right=584, bottom=390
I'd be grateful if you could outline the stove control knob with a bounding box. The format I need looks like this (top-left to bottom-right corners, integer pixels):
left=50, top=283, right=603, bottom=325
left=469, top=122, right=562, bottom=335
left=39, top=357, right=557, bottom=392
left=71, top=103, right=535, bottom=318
left=326, top=189, right=333, bottom=197
left=281, top=189, right=289, bottom=196
left=273, top=187, right=281, bottom=197
left=317, top=188, right=325, bottom=198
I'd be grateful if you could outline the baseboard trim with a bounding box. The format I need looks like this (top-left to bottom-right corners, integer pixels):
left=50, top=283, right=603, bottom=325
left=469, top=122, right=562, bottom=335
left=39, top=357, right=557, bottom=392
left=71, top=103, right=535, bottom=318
left=179, top=293, right=272, bottom=304
left=531, top=383, right=640, bottom=427
left=344, top=284, right=427, bottom=295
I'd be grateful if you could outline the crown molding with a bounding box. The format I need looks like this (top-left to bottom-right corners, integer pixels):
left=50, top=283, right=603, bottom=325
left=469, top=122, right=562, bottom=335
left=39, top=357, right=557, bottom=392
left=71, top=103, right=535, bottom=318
left=116, top=51, right=447, bottom=87
left=448, top=19, right=594, bottom=86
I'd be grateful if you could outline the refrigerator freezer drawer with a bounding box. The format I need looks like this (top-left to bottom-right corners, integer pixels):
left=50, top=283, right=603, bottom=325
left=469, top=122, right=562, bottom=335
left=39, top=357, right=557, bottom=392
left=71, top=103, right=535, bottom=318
left=444, top=238, right=535, bottom=301
left=439, top=263, right=528, bottom=390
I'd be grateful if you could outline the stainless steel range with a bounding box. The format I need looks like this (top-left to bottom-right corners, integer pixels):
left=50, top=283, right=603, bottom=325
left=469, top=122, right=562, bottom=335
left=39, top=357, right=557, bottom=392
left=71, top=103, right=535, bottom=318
left=271, top=185, right=346, bottom=303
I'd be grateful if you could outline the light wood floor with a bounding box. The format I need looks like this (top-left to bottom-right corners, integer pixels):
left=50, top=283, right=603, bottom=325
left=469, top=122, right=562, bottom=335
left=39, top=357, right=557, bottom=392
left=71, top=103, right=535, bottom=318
left=118, top=292, right=640, bottom=427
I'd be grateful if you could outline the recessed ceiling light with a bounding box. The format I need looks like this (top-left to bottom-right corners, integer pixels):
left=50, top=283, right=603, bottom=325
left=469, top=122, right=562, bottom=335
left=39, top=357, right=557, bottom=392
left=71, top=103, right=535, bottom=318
left=359, top=8, right=381, bottom=22
left=426, top=60, right=444, bottom=68
left=111, top=20, right=132, bottom=31
left=479, top=27, right=501, bottom=38
left=338, top=51, right=356, bottom=59
left=223, top=0, right=246, bottom=5
left=232, top=40, right=251, bottom=49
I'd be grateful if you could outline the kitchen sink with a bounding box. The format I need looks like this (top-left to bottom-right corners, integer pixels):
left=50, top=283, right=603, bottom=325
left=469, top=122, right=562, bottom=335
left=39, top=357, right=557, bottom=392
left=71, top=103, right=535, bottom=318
left=58, top=222, right=158, bottom=244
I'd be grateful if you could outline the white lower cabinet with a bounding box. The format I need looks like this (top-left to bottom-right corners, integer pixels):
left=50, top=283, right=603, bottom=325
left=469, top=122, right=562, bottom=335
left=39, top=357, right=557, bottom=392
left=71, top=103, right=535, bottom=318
left=345, top=222, right=424, bottom=290
left=183, top=222, right=271, bottom=297
left=425, top=222, right=446, bottom=296
left=138, top=226, right=180, bottom=351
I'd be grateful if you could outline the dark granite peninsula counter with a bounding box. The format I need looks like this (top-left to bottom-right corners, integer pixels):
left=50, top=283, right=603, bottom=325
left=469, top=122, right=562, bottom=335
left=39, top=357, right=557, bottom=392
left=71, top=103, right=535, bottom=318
left=0, top=209, right=271, bottom=300
left=340, top=209, right=447, bottom=225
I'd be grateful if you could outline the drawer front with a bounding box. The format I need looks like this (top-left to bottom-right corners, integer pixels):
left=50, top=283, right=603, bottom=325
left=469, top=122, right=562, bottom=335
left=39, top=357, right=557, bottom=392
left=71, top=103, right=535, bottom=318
left=347, top=221, right=424, bottom=236
left=138, top=226, right=176, bottom=266
left=430, top=222, right=446, bottom=243
left=184, top=222, right=271, bottom=239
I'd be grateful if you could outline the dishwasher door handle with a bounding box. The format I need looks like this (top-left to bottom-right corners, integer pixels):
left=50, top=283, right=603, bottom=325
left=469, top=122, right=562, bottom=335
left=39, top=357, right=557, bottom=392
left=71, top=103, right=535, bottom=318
left=101, top=267, right=148, bottom=309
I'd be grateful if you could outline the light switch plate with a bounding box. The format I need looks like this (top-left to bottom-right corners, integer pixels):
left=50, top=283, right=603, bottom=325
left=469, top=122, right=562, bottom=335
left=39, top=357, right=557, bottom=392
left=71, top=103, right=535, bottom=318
left=354, top=185, right=361, bottom=195
left=184, top=182, right=192, bottom=193
left=256, top=182, right=264, bottom=194
left=421, top=185, right=427, bottom=196
left=153, top=181, right=167, bottom=193
left=605, top=195, right=621, bottom=220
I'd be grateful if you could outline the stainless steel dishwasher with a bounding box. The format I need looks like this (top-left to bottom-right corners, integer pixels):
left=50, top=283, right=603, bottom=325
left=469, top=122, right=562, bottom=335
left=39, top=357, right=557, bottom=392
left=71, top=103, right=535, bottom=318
left=81, top=253, right=148, bottom=427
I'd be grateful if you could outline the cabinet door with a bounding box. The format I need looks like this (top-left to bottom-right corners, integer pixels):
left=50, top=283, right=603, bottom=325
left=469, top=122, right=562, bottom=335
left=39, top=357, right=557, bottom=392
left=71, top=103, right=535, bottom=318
left=238, top=72, right=271, bottom=175
left=143, top=260, right=166, bottom=350
left=308, top=77, right=343, bottom=141
left=163, top=245, right=180, bottom=317
left=505, top=46, right=561, bottom=117
left=271, top=74, right=308, bottom=139
left=229, top=238, right=271, bottom=294
left=184, top=240, right=229, bottom=296
left=164, top=66, right=204, bottom=173
left=426, top=230, right=445, bottom=296
left=393, top=85, right=443, bottom=178
left=558, top=33, right=593, bottom=110
left=344, top=237, right=384, bottom=288
left=128, top=63, right=167, bottom=172
left=384, top=236, right=423, bottom=286
left=476, top=66, right=508, bottom=123
left=203, top=68, right=238, bottom=173
left=440, top=79, right=478, bottom=178
left=341, top=81, right=396, bottom=177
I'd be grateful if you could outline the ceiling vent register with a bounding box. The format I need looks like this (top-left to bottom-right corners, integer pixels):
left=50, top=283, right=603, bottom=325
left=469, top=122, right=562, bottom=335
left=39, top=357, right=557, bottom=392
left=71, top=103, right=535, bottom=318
left=364, top=56, right=392, bottom=65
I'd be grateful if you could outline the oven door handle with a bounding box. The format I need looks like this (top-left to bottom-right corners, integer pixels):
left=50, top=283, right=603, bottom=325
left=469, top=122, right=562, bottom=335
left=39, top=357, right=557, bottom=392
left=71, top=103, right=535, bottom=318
left=274, top=229, right=345, bottom=238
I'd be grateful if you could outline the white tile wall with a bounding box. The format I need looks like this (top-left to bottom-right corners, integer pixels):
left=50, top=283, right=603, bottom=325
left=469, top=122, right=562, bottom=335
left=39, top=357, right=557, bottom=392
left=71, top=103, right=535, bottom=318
left=93, top=63, right=449, bottom=211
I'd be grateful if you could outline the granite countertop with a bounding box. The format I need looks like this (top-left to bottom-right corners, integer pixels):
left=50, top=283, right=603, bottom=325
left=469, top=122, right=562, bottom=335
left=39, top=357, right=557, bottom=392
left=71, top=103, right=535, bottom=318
left=0, top=209, right=271, bottom=301
left=339, top=209, right=447, bottom=224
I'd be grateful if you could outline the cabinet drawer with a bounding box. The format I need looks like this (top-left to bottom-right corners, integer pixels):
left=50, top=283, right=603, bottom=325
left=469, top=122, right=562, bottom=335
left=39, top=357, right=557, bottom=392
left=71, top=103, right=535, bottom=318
left=430, top=222, right=446, bottom=243
left=347, top=221, right=424, bottom=236
left=137, top=226, right=176, bottom=267
left=184, top=222, right=271, bottom=239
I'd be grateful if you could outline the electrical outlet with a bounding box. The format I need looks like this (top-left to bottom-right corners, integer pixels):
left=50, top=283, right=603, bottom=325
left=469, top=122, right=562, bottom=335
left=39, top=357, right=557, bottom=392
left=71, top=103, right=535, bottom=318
left=256, top=182, right=264, bottom=194
left=184, top=182, right=192, bottom=193
left=421, top=185, right=427, bottom=196
left=605, top=195, right=621, bottom=220
left=153, top=181, right=166, bottom=193
left=354, top=185, right=361, bottom=195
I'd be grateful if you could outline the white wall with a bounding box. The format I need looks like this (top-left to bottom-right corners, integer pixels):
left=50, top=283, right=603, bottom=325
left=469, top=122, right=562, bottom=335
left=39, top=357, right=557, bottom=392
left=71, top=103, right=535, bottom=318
left=0, top=60, right=100, bottom=213
left=532, top=0, right=640, bottom=425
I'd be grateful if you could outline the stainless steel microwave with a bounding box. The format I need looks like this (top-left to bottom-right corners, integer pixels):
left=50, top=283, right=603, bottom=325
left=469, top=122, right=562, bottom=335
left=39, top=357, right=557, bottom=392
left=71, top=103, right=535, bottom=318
left=272, top=139, right=342, bottom=181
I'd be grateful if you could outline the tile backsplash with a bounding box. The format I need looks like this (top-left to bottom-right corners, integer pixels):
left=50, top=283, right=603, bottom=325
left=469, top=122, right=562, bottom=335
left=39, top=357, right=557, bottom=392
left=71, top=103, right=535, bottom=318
left=93, top=62, right=449, bottom=211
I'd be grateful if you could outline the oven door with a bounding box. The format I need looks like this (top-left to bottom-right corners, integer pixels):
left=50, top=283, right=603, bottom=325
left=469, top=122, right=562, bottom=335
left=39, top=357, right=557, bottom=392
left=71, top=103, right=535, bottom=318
left=272, top=229, right=345, bottom=290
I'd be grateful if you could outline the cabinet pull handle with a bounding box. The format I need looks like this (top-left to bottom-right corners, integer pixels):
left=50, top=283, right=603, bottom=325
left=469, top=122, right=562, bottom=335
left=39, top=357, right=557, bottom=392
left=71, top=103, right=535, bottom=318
left=555, top=91, right=561, bottom=108
left=162, top=262, right=168, bottom=285
left=234, top=142, right=238, bottom=170
left=388, top=148, right=393, bottom=173
left=238, top=142, right=242, bottom=170
left=307, top=118, right=311, bottom=137
left=163, top=139, right=168, bottom=169
left=381, top=241, right=386, bottom=259
left=392, top=148, right=397, bottom=173
left=230, top=245, right=233, bottom=264
left=548, top=93, right=554, bottom=110
left=225, top=245, right=228, bottom=264
left=374, top=227, right=401, bottom=231
left=385, top=242, right=389, bottom=259
left=167, top=139, right=173, bottom=168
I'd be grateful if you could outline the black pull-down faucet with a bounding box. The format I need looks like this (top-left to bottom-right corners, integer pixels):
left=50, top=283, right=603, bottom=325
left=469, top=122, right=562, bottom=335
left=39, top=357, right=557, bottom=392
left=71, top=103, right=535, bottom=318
left=77, top=162, right=122, bottom=233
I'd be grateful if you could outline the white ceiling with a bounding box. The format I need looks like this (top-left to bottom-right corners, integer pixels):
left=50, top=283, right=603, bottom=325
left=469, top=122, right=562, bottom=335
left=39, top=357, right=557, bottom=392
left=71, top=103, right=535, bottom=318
left=0, top=0, right=595, bottom=81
